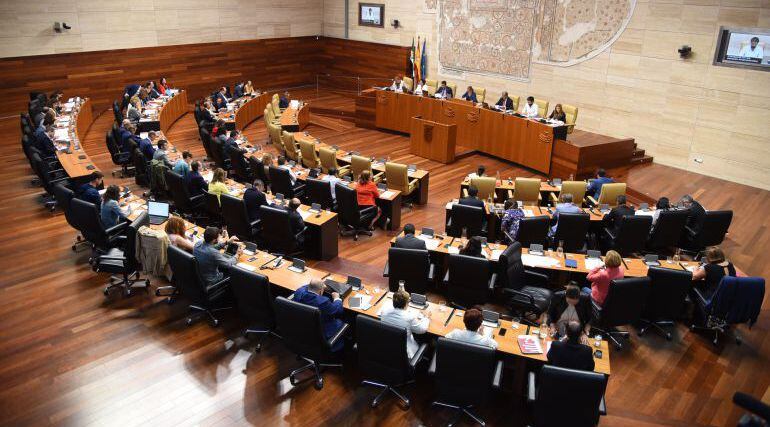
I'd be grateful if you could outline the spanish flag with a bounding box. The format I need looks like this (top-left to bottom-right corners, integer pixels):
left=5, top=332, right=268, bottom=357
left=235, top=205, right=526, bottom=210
left=414, top=36, right=422, bottom=82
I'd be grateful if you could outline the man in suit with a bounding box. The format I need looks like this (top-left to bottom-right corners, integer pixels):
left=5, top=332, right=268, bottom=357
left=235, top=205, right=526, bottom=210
left=292, top=278, right=346, bottom=351
left=287, top=198, right=306, bottom=245
left=679, top=194, right=706, bottom=235
left=603, top=195, right=634, bottom=235
left=586, top=168, right=614, bottom=200
left=546, top=321, right=595, bottom=371
left=459, top=185, right=486, bottom=209
left=138, top=131, right=157, bottom=161
left=222, top=130, right=244, bottom=162
left=33, top=124, right=57, bottom=158
left=279, top=91, right=290, bottom=109
left=213, top=87, right=229, bottom=111
left=144, top=81, right=159, bottom=99
left=495, top=91, right=514, bottom=110
left=394, top=223, right=427, bottom=250
left=243, top=179, right=267, bottom=222
left=435, top=81, right=453, bottom=99
left=233, top=81, right=245, bottom=99
left=76, top=171, right=104, bottom=208
left=200, top=99, right=215, bottom=128
left=186, top=161, right=209, bottom=197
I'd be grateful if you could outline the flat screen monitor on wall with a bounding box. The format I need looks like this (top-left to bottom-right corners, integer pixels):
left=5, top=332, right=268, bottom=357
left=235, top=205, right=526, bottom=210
left=714, top=27, right=770, bottom=71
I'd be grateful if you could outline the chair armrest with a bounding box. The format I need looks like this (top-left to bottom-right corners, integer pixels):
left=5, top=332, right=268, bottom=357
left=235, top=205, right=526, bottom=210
left=491, top=360, right=503, bottom=389
left=294, top=183, right=306, bottom=192
left=502, top=287, right=535, bottom=306
left=373, top=171, right=385, bottom=181
left=326, top=322, right=350, bottom=349
left=382, top=261, right=389, bottom=277
left=592, top=299, right=603, bottom=320
left=295, top=226, right=307, bottom=241
left=428, top=263, right=436, bottom=281
left=443, top=270, right=450, bottom=284
left=549, top=192, right=558, bottom=204
left=524, top=270, right=549, bottom=287
left=50, top=177, right=71, bottom=186
left=428, top=352, right=437, bottom=375
left=507, top=190, right=513, bottom=200
left=462, top=188, right=469, bottom=198
left=685, top=226, right=697, bottom=236
left=98, top=255, right=127, bottom=262
left=691, top=287, right=708, bottom=308
left=488, top=272, right=498, bottom=290
left=249, top=219, right=261, bottom=229
left=409, top=343, right=428, bottom=369
left=527, top=371, right=537, bottom=403
left=587, top=195, right=598, bottom=206
left=408, top=178, right=418, bottom=187
left=599, top=396, right=607, bottom=415
left=603, top=228, right=616, bottom=240
left=105, top=222, right=128, bottom=236
left=190, top=194, right=204, bottom=204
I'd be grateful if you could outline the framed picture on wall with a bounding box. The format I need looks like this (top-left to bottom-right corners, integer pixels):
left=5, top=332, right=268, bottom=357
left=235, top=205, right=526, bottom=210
left=359, top=3, right=384, bottom=28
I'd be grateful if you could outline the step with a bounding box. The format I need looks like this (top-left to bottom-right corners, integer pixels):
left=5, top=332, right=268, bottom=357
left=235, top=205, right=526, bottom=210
left=632, top=148, right=645, bottom=157
left=630, top=155, right=654, bottom=165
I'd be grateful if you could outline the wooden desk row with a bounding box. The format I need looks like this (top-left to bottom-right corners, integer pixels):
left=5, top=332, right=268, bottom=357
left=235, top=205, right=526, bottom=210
left=370, top=89, right=565, bottom=174
left=138, top=90, right=188, bottom=134
left=217, top=92, right=272, bottom=131
left=54, top=97, right=98, bottom=179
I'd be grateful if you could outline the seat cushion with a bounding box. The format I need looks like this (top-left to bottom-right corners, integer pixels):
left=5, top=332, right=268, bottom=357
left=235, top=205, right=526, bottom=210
left=519, top=286, right=553, bottom=313
left=98, top=248, right=126, bottom=273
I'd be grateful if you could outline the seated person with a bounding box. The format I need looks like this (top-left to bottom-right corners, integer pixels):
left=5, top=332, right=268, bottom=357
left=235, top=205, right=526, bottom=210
left=138, top=131, right=157, bottom=161
left=243, top=80, right=255, bottom=94
left=379, top=289, right=431, bottom=358
left=165, top=215, right=194, bottom=252
left=243, top=179, right=267, bottom=222
left=602, top=195, right=634, bottom=235
left=435, top=80, right=453, bottom=99
left=550, top=193, right=582, bottom=236
left=547, top=320, right=595, bottom=372
left=692, top=246, right=736, bottom=300
left=584, top=250, right=624, bottom=306
left=446, top=308, right=498, bottom=349
left=100, top=185, right=130, bottom=228
left=461, top=86, right=477, bottom=102
left=152, top=140, right=174, bottom=169
left=521, top=96, right=538, bottom=117
left=739, top=36, right=764, bottom=59
left=279, top=91, right=290, bottom=109
left=549, top=103, right=566, bottom=122
left=413, top=79, right=429, bottom=96
left=76, top=171, right=104, bottom=207
left=213, top=87, right=229, bottom=110
left=459, top=185, right=485, bottom=208
left=547, top=282, right=592, bottom=338
left=157, top=77, right=170, bottom=95
left=276, top=155, right=299, bottom=186
left=116, top=119, right=134, bottom=151
left=193, top=226, right=240, bottom=286
left=680, top=194, right=706, bottom=235
left=208, top=168, right=230, bottom=204
left=232, top=81, right=245, bottom=98
left=126, top=97, right=142, bottom=125
left=286, top=198, right=306, bottom=245
left=186, top=161, right=209, bottom=197
left=321, top=167, right=342, bottom=202
left=501, top=199, right=525, bottom=243
left=222, top=130, right=244, bottom=162
left=649, top=196, right=670, bottom=226
left=33, top=124, right=56, bottom=158
left=172, top=151, right=193, bottom=178
left=354, top=170, right=382, bottom=230
left=389, top=75, right=406, bottom=93
left=292, top=279, right=346, bottom=351
left=144, top=81, right=159, bottom=99
left=467, top=165, right=486, bottom=180
left=495, top=92, right=514, bottom=110
left=586, top=168, right=614, bottom=200
left=459, top=236, right=485, bottom=258
left=394, top=223, right=426, bottom=249
left=199, top=100, right=215, bottom=127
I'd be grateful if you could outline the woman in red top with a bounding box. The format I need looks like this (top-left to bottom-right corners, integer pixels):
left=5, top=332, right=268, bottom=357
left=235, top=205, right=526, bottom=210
left=355, top=170, right=381, bottom=230
left=584, top=250, right=624, bottom=306
left=157, top=77, right=170, bottom=95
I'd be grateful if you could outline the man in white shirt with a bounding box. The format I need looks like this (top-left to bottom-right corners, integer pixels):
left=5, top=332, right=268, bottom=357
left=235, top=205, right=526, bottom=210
left=413, top=79, right=429, bottom=96
left=739, top=37, right=764, bottom=59
left=322, top=167, right=343, bottom=201
left=379, top=290, right=431, bottom=358
left=276, top=155, right=298, bottom=185
left=390, top=76, right=406, bottom=93
left=521, top=96, right=538, bottom=118
left=446, top=308, right=498, bottom=349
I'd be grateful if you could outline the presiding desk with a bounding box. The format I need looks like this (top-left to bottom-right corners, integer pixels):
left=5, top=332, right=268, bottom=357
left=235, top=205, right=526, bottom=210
left=280, top=102, right=310, bottom=132
left=370, top=89, right=565, bottom=174
left=216, top=92, right=272, bottom=131
left=54, top=97, right=98, bottom=179
left=138, top=90, right=188, bottom=134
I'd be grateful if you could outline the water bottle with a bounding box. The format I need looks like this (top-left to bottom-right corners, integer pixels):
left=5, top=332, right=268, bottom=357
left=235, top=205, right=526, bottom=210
left=568, top=173, right=574, bottom=182
left=398, top=280, right=406, bottom=293
left=539, top=323, right=548, bottom=339
left=673, top=248, right=681, bottom=263
left=557, top=240, right=564, bottom=257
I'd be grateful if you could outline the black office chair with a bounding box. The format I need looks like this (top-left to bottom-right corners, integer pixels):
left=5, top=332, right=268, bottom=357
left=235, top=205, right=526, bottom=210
left=166, top=245, right=232, bottom=327
left=94, top=212, right=150, bottom=297
left=527, top=365, right=607, bottom=427
left=70, top=198, right=128, bottom=263
left=203, top=191, right=223, bottom=226
left=165, top=170, right=205, bottom=220
left=515, top=216, right=550, bottom=247
left=638, top=267, right=692, bottom=340
left=682, top=210, right=733, bottom=254
left=230, top=150, right=253, bottom=183
left=690, top=276, right=765, bottom=346
left=221, top=194, right=260, bottom=241
left=273, top=296, right=349, bottom=390
left=229, top=266, right=275, bottom=352
left=132, top=148, right=150, bottom=187
left=591, top=277, right=650, bottom=349
left=383, top=247, right=436, bottom=293
left=105, top=130, right=133, bottom=178
left=209, top=137, right=229, bottom=170
left=336, top=183, right=375, bottom=240
left=551, top=212, right=590, bottom=253
left=31, top=152, right=70, bottom=210
left=247, top=156, right=270, bottom=189
left=497, top=242, right=552, bottom=325
left=112, top=100, right=123, bottom=123
left=199, top=128, right=216, bottom=163
left=53, top=183, right=90, bottom=252
left=646, top=209, right=689, bottom=253
left=428, top=338, right=503, bottom=426
left=447, top=204, right=485, bottom=238
left=258, top=205, right=305, bottom=256
left=444, top=254, right=496, bottom=309
left=269, top=165, right=305, bottom=199
left=356, top=315, right=427, bottom=409
left=306, top=178, right=335, bottom=211
left=602, top=215, right=652, bottom=256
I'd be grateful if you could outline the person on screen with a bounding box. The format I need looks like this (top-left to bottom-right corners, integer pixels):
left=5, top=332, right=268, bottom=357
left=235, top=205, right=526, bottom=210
left=521, top=96, right=538, bottom=117
left=390, top=75, right=406, bottom=93
left=461, top=86, right=478, bottom=103
left=739, top=37, right=764, bottom=59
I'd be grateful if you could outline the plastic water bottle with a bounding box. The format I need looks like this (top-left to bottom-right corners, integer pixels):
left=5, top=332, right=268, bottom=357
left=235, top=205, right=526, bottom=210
left=539, top=323, right=548, bottom=339
left=557, top=240, right=564, bottom=257
left=398, top=280, right=405, bottom=293
left=673, top=248, right=681, bottom=263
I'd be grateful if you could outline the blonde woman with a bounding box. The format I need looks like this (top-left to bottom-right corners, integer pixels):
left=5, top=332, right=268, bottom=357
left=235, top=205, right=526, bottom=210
left=584, top=250, right=624, bottom=306
left=208, top=168, right=230, bottom=204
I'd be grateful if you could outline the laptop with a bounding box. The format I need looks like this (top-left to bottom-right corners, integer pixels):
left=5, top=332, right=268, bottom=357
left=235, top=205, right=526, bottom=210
left=409, top=293, right=428, bottom=309
left=324, top=279, right=352, bottom=298
left=644, top=254, right=660, bottom=266
left=482, top=309, right=500, bottom=328
left=147, top=201, right=170, bottom=225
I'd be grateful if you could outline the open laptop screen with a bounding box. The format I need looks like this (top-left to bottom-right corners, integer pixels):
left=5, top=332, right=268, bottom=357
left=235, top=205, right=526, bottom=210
left=148, top=201, right=169, bottom=218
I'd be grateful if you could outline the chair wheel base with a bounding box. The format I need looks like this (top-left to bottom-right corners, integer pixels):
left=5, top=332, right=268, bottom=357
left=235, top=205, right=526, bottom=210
left=186, top=318, right=193, bottom=326
left=314, top=379, right=324, bottom=390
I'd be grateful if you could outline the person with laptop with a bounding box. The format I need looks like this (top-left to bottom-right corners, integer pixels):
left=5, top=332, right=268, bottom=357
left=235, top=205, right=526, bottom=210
left=99, top=185, right=131, bottom=228
left=394, top=223, right=426, bottom=249
left=165, top=216, right=194, bottom=252
left=547, top=282, right=592, bottom=338
left=584, top=250, right=624, bottom=307
left=193, top=226, right=240, bottom=287
left=446, top=308, right=498, bottom=349
left=379, top=289, right=431, bottom=358
left=547, top=321, right=595, bottom=371
left=292, top=279, right=346, bottom=352
left=208, top=168, right=230, bottom=204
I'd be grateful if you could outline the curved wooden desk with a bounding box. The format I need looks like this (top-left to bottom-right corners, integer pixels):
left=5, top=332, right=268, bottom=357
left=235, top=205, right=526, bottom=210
left=216, top=92, right=272, bottom=131
left=279, top=102, right=309, bottom=132
left=158, top=90, right=188, bottom=134
left=55, top=97, right=99, bottom=179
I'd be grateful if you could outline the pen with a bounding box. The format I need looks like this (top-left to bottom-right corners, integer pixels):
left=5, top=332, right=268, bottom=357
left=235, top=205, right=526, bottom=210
left=537, top=206, right=542, bottom=214
left=621, top=258, right=628, bottom=269
left=444, top=308, right=456, bottom=326
left=373, top=291, right=388, bottom=307
left=678, top=262, right=688, bottom=270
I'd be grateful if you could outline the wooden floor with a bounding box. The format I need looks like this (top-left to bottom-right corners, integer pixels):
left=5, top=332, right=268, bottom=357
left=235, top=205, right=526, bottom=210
left=1, top=91, right=768, bottom=426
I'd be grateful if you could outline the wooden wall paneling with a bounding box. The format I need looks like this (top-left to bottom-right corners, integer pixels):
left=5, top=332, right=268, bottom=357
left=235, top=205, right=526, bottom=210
left=318, top=37, right=411, bottom=92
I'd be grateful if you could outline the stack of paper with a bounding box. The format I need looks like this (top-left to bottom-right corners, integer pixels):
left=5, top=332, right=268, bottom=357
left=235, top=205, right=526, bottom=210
left=584, top=258, right=604, bottom=270
left=521, top=254, right=560, bottom=268
left=299, top=210, right=312, bottom=220
left=236, top=262, right=256, bottom=272
left=447, top=246, right=460, bottom=254
left=380, top=190, right=395, bottom=198
left=517, top=335, right=544, bottom=354
left=522, top=209, right=534, bottom=217
left=489, top=249, right=504, bottom=261
left=54, top=129, right=70, bottom=141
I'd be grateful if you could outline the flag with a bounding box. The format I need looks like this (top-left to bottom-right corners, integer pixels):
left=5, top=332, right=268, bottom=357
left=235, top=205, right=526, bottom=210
left=414, top=36, right=422, bottom=82
left=409, top=37, right=416, bottom=80
left=420, top=38, right=427, bottom=81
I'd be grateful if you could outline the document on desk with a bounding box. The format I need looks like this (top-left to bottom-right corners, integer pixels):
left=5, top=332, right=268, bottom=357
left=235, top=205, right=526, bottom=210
left=54, top=128, right=70, bottom=140
left=236, top=262, right=256, bottom=272
left=521, top=254, right=560, bottom=268
left=299, top=210, right=311, bottom=220
left=488, top=249, right=504, bottom=261
left=380, top=190, right=395, bottom=199
left=517, top=335, right=544, bottom=354
left=584, top=258, right=604, bottom=270
left=522, top=209, right=534, bottom=217
left=350, top=293, right=372, bottom=310
left=447, top=246, right=460, bottom=254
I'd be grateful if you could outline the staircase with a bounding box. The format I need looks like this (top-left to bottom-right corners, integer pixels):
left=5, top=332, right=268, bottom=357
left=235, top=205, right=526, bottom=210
left=631, top=142, right=653, bottom=165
